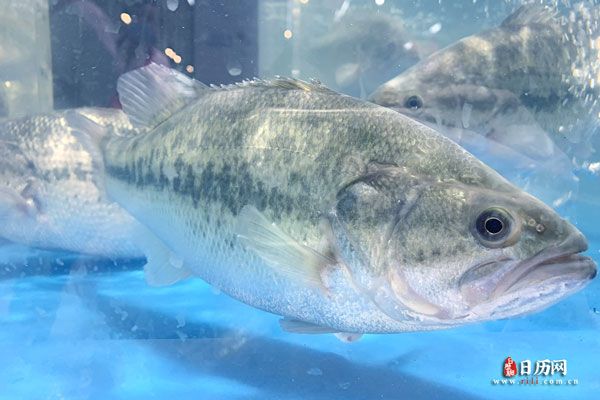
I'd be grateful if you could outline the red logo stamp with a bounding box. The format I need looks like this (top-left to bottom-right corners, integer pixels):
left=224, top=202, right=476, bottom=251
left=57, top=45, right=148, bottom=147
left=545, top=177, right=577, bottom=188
left=503, top=356, right=518, bottom=377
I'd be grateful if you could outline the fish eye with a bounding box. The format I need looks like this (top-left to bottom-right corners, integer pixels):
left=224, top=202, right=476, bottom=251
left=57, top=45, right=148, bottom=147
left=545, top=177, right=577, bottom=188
left=404, top=95, right=423, bottom=110
left=473, top=208, right=515, bottom=248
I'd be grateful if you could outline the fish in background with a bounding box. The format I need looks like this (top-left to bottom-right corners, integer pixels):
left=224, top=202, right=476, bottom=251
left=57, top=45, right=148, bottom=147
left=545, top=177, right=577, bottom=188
left=84, top=63, right=595, bottom=336
left=0, top=107, right=176, bottom=263
left=306, top=8, right=436, bottom=98
left=369, top=4, right=600, bottom=204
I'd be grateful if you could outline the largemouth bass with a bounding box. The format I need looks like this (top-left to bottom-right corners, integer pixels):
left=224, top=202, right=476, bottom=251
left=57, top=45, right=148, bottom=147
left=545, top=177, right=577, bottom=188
left=369, top=5, right=599, bottom=163
left=0, top=108, right=161, bottom=259
left=91, top=64, right=595, bottom=335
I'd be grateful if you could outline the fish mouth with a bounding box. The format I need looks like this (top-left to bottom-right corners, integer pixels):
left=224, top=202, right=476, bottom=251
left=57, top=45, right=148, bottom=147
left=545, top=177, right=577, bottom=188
left=496, top=252, right=596, bottom=296
left=460, top=233, right=597, bottom=316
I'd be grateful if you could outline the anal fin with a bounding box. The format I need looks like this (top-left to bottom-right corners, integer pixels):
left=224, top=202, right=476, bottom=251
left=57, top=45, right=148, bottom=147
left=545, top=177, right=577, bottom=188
left=144, top=247, right=192, bottom=286
left=280, top=318, right=363, bottom=342
left=279, top=317, right=338, bottom=334
left=135, top=226, right=193, bottom=286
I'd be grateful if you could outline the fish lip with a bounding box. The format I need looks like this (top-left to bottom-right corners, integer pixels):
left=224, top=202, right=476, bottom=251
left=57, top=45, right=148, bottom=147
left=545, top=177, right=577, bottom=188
left=492, top=232, right=595, bottom=297
left=460, top=233, right=597, bottom=306
left=499, top=253, right=597, bottom=295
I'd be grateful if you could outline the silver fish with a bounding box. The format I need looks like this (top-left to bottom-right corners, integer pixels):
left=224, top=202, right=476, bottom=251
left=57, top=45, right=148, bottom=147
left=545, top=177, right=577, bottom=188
left=0, top=107, right=167, bottom=259
left=92, top=64, right=595, bottom=335
left=369, top=5, right=599, bottom=163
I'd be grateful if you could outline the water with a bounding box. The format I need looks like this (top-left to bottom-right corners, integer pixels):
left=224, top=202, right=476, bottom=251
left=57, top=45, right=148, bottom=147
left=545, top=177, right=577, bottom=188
left=1, top=244, right=599, bottom=399
left=1, top=1, right=600, bottom=399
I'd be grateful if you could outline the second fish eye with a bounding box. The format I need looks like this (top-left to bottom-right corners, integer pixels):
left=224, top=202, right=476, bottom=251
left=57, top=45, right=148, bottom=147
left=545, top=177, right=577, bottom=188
left=405, top=95, right=423, bottom=110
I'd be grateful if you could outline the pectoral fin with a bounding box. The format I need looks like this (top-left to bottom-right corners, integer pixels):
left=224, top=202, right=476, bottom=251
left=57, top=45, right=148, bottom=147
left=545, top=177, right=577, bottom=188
left=236, top=205, right=334, bottom=288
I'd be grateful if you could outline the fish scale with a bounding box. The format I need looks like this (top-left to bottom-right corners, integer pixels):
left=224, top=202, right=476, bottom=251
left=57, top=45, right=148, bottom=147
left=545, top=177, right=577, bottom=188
left=98, top=63, right=595, bottom=335
left=0, top=108, right=151, bottom=258
left=368, top=4, right=599, bottom=207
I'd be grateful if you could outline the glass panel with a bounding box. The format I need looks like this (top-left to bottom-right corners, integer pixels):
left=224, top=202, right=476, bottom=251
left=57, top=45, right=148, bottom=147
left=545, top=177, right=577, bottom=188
left=0, top=1, right=598, bottom=398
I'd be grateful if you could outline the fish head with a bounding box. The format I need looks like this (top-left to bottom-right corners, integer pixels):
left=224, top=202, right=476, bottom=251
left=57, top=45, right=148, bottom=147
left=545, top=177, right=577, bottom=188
left=369, top=58, right=440, bottom=114
left=369, top=65, right=498, bottom=132
left=369, top=70, right=561, bottom=161
left=330, top=165, right=596, bottom=326
left=454, top=185, right=595, bottom=322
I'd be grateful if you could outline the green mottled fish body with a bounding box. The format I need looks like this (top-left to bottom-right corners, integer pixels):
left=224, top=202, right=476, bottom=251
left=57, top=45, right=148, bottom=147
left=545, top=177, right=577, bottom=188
left=101, top=64, right=595, bottom=334
left=0, top=108, right=148, bottom=258
left=369, top=5, right=599, bottom=159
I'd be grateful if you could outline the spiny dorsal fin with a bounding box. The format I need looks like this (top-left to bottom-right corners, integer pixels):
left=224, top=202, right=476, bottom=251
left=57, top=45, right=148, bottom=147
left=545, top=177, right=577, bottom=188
left=213, top=77, right=340, bottom=96
left=117, top=63, right=208, bottom=129
left=501, top=4, right=557, bottom=28
left=235, top=205, right=333, bottom=288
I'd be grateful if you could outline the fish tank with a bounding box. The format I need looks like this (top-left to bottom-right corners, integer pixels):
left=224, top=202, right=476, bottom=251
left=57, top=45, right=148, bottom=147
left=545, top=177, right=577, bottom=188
left=1, top=0, right=599, bottom=399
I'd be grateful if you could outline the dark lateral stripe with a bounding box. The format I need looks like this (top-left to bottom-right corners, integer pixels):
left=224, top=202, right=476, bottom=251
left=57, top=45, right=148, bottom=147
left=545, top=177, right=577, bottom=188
left=106, top=159, right=309, bottom=219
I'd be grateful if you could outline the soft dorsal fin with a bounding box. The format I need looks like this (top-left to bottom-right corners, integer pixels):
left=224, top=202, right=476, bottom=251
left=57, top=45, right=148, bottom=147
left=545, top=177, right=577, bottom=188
left=235, top=205, right=334, bottom=288
left=117, top=63, right=208, bottom=129
left=501, top=4, right=557, bottom=28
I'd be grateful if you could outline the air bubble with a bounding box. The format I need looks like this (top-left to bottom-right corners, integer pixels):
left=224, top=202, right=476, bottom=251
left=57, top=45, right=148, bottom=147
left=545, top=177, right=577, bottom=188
left=227, top=59, right=242, bottom=76
left=429, top=23, right=442, bottom=34
left=167, top=0, right=179, bottom=12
